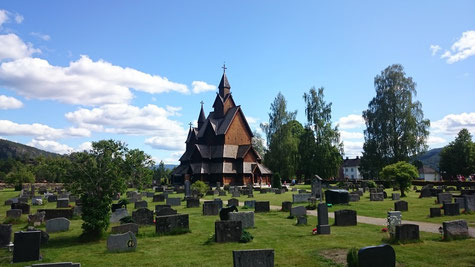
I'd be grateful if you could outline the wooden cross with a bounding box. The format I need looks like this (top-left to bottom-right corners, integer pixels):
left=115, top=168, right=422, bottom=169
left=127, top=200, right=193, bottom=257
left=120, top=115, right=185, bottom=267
left=222, top=63, right=227, bottom=73
left=188, top=122, right=193, bottom=128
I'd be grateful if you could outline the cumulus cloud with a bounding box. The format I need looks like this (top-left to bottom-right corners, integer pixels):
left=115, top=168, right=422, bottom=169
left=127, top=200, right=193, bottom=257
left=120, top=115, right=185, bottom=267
left=0, top=33, right=41, bottom=60
left=342, top=141, right=363, bottom=158
left=427, top=135, right=446, bottom=146
left=145, top=136, right=186, bottom=151
left=14, top=14, right=23, bottom=24
left=192, top=81, right=216, bottom=94
left=28, top=139, right=73, bottom=154
left=441, top=30, right=475, bottom=64
left=431, top=112, right=475, bottom=136
left=0, top=120, right=91, bottom=139
left=30, top=32, right=51, bottom=41
left=340, top=130, right=364, bottom=140
left=0, top=95, right=23, bottom=109
left=76, top=141, right=92, bottom=152
left=337, top=114, right=365, bottom=129
left=430, top=45, right=441, bottom=55
left=0, top=9, right=23, bottom=27
left=0, top=10, right=7, bottom=27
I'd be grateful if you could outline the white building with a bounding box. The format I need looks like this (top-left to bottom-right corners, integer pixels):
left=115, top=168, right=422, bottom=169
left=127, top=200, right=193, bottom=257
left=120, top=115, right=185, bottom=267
left=341, top=156, right=363, bottom=180
left=418, top=166, right=441, bottom=181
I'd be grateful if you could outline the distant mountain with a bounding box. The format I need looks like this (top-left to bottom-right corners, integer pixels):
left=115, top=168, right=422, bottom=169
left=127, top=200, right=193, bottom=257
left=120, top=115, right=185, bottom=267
left=416, top=147, right=442, bottom=171
left=0, top=139, right=59, bottom=161
left=153, top=163, right=177, bottom=170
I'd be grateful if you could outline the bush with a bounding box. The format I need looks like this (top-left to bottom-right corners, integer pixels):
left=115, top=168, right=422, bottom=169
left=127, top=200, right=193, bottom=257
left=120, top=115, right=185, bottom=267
left=191, top=180, right=209, bottom=196
left=272, top=173, right=282, bottom=189
left=346, top=247, right=359, bottom=267
left=366, top=180, right=376, bottom=188
left=240, top=230, right=254, bottom=243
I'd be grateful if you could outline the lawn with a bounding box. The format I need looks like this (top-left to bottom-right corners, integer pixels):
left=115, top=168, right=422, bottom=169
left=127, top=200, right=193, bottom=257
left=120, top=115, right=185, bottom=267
left=0, top=188, right=474, bottom=266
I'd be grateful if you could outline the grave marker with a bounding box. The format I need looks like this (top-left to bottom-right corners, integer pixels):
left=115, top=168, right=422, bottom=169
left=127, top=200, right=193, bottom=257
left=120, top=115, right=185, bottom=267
left=232, top=249, right=274, bottom=267
left=45, top=217, right=70, bottom=233
left=107, top=231, right=137, bottom=253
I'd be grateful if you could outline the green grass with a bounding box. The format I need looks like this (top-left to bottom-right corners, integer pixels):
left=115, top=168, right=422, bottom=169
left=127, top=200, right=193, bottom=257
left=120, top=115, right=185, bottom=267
left=0, top=188, right=474, bottom=266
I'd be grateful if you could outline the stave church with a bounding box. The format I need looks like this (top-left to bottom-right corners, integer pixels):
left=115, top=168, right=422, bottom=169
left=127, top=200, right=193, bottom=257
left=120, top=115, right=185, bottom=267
left=171, top=67, right=272, bottom=186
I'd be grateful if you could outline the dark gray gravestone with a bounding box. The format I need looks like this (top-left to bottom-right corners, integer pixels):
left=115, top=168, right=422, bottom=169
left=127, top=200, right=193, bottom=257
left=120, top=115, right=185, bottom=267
left=110, top=208, right=129, bottom=223
left=134, top=200, right=148, bottom=209
left=395, top=224, right=419, bottom=242
left=437, top=193, right=452, bottom=204
left=358, top=244, right=395, bottom=267
left=430, top=207, right=442, bottom=217
left=443, top=203, right=460, bottom=216
left=37, top=209, right=74, bottom=220
left=47, top=195, right=57, bottom=202
left=394, top=201, right=408, bottom=212
left=232, top=191, right=241, bottom=198
left=281, top=201, right=292, bottom=212
left=325, top=189, right=349, bottom=205
left=215, top=220, right=242, bottom=243
left=155, top=207, right=177, bottom=217
left=228, top=198, right=239, bottom=207
left=334, top=210, right=357, bottom=226
left=370, top=193, right=384, bottom=201
left=296, top=216, right=307, bottom=225
left=155, top=204, right=171, bottom=214
left=443, top=219, right=469, bottom=240
left=107, top=231, right=137, bottom=252
left=420, top=187, right=432, bottom=197
left=203, top=201, right=220, bottom=216
left=6, top=209, right=22, bottom=219
left=152, top=194, right=165, bottom=202
left=186, top=198, right=200, bottom=208
left=292, top=193, right=311, bottom=203
left=56, top=198, right=69, bottom=208
left=348, top=193, right=360, bottom=202
left=454, top=197, right=466, bottom=210
left=214, top=198, right=224, bottom=210
left=26, top=226, right=49, bottom=245
left=0, top=224, right=12, bottom=247
left=464, top=195, right=475, bottom=212
left=25, top=262, right=81, bottom=266
left=218, top=190, right=227, bottom=196
left=146, top=192, right=155, bottom=198
left=244, top=200, right=255, bottom=208
left=233, top=249, right=274, bottom=267
left=290, top=206, right=306, bottom=217
left=13, top=231, right=41, bottom=263
left=317, top=203, right=330, bottom=234
left=132, top=208, right=154, bottom=225
left=11, top=202, right=30, bottom=214
left=228, top=212, right=254, bottom=229
left=166, top=197, right=181, bottom=206
left=311, top=176, right=322, bottom=198
left=391, top=193, right=400, bottom=200
left=155, top=214, right=189, bottom=234
left=255, top=201, right=270, bottom=213
left=111, top=223, right=139, bottom=235
left=184, top=180, right=191, bottom=197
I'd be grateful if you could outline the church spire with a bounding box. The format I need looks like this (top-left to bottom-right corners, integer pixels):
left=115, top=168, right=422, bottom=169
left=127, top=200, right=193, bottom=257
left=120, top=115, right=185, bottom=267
left=218, top=63, right=231, bottom=98
left=198, top=101, right=206, bottom=129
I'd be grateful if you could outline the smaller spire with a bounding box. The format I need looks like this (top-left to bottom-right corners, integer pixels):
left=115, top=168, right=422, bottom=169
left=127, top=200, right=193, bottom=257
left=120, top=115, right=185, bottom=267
left=188, top=122, right=193, bottom=129
left=198, top=101, right=206, bottom=129
left=218, top=64, right=231, bottom=98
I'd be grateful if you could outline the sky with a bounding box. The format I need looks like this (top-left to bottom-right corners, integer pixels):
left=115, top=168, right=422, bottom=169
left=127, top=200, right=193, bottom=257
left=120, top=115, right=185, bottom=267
left=0, top=1, right=474, bottom=164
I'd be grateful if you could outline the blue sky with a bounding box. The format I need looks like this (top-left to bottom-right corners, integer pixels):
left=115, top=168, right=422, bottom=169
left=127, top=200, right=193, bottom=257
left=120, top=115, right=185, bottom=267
left=0, top=1, right=474, bottom=164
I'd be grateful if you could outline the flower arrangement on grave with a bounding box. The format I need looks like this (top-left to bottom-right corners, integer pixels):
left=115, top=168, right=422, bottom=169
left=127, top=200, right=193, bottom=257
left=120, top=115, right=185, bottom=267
left=381, top=227, right=388, bottom=232
left=312, top=228, right=317, bottom=235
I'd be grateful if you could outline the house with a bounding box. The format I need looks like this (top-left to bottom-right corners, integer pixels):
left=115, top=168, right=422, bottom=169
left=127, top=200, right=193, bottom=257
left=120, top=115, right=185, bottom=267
left=418, top=165, right=441, bottom=181
left=341, top=156, right=362, bottom=180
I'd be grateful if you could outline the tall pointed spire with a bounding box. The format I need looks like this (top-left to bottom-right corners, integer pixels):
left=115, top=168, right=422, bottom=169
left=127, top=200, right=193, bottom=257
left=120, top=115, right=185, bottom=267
left=198, top=101, right=206, bottom=129
left=218, top=63, right=231, bottom=98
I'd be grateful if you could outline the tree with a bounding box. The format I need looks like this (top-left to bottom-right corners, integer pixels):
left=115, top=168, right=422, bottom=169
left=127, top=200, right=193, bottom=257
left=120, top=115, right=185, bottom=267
left=439, top=129, right=475, bottom=179
left=66, top=140, right=129, bottom=239
left=34, top=156, right=71, bottom=183
left=154, top=160, right=170, bottom=185
left=360, top=64, right=430, bottom=179
left=260, top=92, right=297, bottom=147
left=5, top=165, right=35, bottom=189
left=302, top=87, right=343, bottom=179
left=251, top=130, right=266, bottom=158
left=125, top=149, right=155, bottom=190
left=380, top=161, right=418, bottom=197
left=272, top=172, right=282, bottom=189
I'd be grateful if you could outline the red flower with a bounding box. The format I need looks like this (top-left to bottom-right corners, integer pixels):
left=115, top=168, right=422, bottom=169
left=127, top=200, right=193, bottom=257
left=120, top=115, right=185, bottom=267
left=381, top=228, right=388, bottom=232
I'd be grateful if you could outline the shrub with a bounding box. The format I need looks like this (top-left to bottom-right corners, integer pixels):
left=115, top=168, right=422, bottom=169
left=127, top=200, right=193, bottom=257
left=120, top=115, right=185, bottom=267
left=272, top=173, right=282, bottom=189
left=191, top=180, right=210, bottom=196
left=240, top=230, right=254, bottom=243
left=346, top=247, right=359, bottom=267
left=366, top=180, right=376, bottom=188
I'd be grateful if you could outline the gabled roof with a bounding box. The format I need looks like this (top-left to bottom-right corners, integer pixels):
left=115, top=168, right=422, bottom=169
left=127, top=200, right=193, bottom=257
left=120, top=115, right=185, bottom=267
left=218, top=72, right=231, bottom=91
left=185, top=127, right=198, bottom=143
left=198, top=104, right=206, bottom=127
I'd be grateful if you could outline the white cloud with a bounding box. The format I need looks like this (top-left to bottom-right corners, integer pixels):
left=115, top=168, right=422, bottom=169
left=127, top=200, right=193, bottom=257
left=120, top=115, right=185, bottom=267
left=76, top=141, right=92, bottom=152
left=340, top=130, right=364, bottom=140
left=427, top=135, right=446, bottom=146
left=145, top=136, right=185, bottom=151
left=0, top=10, right=7, bottom=27
left=441, top=30, right=475, bottom=64
left=337, top=114, right=365, bottom=129
left=0, top=33, right=40, bottom=60
left=30, top=32, right=51, bottom=41
left=430, top=44, right=441, bottom=56
left=28, top=139, right=73, bottom=154
left=14, top=14, right=23, bottom=24
left=192, top=81, right=216, bottom=94
left=0, top=120, right=91, bottom=139
left=342, top=141, right=363, bottom=157
left=431, top=112, right=475, bottom=136
left=0, top=55, right=190, bottom=106
left=0, top=95, right=23, bottom=109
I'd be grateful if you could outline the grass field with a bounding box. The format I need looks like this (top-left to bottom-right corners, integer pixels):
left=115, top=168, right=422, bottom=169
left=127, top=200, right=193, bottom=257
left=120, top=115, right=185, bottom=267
left=0, top=187, right=474, bottom=266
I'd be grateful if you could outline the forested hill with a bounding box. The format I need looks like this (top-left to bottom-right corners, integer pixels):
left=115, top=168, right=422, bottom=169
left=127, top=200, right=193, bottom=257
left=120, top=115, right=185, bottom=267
left=0, top=139, right=59, bottom=160
left=416, top=147, right=442, bottom=171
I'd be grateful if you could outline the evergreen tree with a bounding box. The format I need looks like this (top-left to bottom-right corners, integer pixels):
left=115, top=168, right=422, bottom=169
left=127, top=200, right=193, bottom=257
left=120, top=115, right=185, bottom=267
left=439, top=129, right=475, bottom=179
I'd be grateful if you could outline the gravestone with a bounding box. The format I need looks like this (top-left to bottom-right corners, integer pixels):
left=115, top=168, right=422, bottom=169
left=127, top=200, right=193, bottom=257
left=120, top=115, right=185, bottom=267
left=298, top=189, right=307, bottom=194
left=46, top=217, right=70, bottom=233
left=244, top=200, right=255, bottom=208
left=166, top=197, right=181, bottom=206
left=394, top=201, right=408, bottom=212
left=317, top=203, right=330, bottom=234
left=391, top=193, right=400, bottom=200
left=32, top=197, right=43, bottom=206
left=47, top=195, right=58, bottom=202
left=215, top=220, right=242, bottom=243
left=281, top=201, right=292, bottom=212
left=154, top=204, right=171, bottom=213
left=325, top=189, right=349, bottom=205
left=152, top=194, right=165, bottom=202
left=218, top=190, right=227, bottom=196
left=203, top=201, right=220, bottom=215
left=155, top=207, right=177, bottom=217
left=387, top=211, right=402, bottom=236
left=228, top=198, right=239, bottom=207
left=5, top=198, right=18, bottom=206
left=395, top=224, right=419, bottom=242
left=38, top=208, right=74, bottom=220
left=464, top=195, right=475, bottom=212
left=296, top=216, right=307, bottom=225
left=26, top=226, right=49, bottom=245
left=420, top=187, right=432, bottom=197
left=12, top=231, right=41, bottom=263
left=292, top=193, right=311, bottom=203
left=12, top=202, right=30, bottom=214
left=134, top=200, right=148, bottom=209
left=28, top=211, right=46, bottom=225
left=146, top=192, right=155, bottom=198
left=430, top=207, right=442, bottom=217
left=107, top=231, right=137, bottom=252
left=184, top=180, right=191, bottom=197
left=255, top=201, right=270, bottom=213
left=110, top=208, right=129, bottom=223
left=311, top=176, right=322, bottom=198
left=430, top=188, right=443, bottom=197
left=232, top=191, right=241, bottom=198
left=370, top=193, right=384, bottom=201
left=443, top=202, right=460, bottom=216
left=186, top=198, right=200, bottom=208
left=214, top=198, right=224, bottom=210
left=155, top=214, right=189, bottom=234
left=334, top=209, right=357, bottom=226
left=18, top=197, right=29, bottom=203
left=7, top=209, right=22, bottom=219
left=25, top=262, right=80, bottom=266
left=56, top=198, right=69, bottom=208
left=443, top=219, right=469, bottom=240
left=349, top=193, right=360, bottom=202
left=358, top=244, right=395, bottom=267
left=132, top=208, right=154, bottom=225
left=454, top=197, right=466, bottom=210
left=228, top=211, right=255, bottom=229
left=290, top=206, right=306, bottom=217
left=437, top=193, right=452, bottom=204
left=111, top=223, right=139, bottom=235
left=0, top=224, right=12, bottom=247
left=233, top=249, right=274, bottom=267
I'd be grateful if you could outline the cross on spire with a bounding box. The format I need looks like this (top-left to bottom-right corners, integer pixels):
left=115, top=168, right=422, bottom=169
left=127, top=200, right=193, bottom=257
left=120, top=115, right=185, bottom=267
left=188, top=122, right=193, bottom=128
left=200, top=101, right=204, bottom=106
left=222, top=63, right=227, bottom=73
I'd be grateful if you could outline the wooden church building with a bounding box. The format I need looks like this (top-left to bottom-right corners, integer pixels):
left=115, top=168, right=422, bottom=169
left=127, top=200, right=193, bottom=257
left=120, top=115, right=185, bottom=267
left=171, top=68, right=272, bottom=186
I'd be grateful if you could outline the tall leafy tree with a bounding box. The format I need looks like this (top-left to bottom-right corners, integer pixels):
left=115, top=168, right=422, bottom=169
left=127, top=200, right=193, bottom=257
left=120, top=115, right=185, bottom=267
left=125, top=149, right=155, bottom=190
left=360, top=64, right=430, bottom=179
left=439, top=128, right=475, bottom=179
left=302, top=87, right=343, bottom=179
left=154, top=160, right=170, bottom=185
left=260, top=92, right=297, bottom=147
left=251, top=130, right=266, bottom=158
